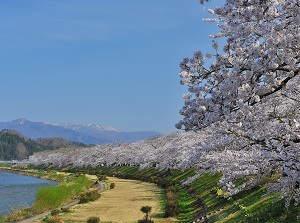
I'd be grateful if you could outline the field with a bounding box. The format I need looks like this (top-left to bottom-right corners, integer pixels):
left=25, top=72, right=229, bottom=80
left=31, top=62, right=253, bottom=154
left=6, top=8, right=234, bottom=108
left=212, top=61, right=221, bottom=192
left=60, top=177, right=176, bottom=223
left=4, top=165, right=300, bottom=223
left=66, top=166, right=300, bottom=223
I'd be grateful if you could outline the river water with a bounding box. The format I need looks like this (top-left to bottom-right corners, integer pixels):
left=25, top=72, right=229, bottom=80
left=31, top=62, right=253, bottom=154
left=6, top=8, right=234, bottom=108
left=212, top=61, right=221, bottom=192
left=0, top=170, right=57, bottom=216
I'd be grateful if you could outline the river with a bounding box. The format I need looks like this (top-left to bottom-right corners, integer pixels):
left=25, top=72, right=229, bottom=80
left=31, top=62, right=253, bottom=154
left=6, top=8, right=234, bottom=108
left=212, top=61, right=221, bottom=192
left=0, top=170, right=57, bottom=216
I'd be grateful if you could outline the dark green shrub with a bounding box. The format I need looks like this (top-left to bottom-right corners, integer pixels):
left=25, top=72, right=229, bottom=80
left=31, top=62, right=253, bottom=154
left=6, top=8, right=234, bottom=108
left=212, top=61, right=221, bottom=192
left=110, top=183, right=115, bottom=189
left=96, top=174, right=108, bottom=181
left=166, top=186, right=177, bottom=193
left=150, top=176, right=160, bottom=184
left=50, top=209, right=60, bottom=216
left=137, top=220, right=154, bottom=223
left=79, top=196, right=90, bottom=204
left=159, top=179, right=172, bottom=189
left=42, top=216, right=49, bottom=222
left=165, top=203, right=180, bottom=217
left=164, top=191, right=180, bottom=217
left=86, top=216, right=100, bottom=223
left=79, top=190, right=101, bottom=203
left=86, top=190, right=101, bottom=201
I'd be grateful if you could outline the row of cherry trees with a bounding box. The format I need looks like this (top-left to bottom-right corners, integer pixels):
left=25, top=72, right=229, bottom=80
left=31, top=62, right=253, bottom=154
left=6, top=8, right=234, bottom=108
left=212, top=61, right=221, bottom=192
left=29, top=131, right=202, bottom=169
left=176, top=0, right=300, bottom=207
left=30, top=0, right=300, bottom=208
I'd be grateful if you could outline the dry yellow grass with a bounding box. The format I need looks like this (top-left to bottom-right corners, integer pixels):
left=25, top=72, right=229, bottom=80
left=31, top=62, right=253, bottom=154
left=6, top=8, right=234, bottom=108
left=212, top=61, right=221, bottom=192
left=61, top=177, right=177, bottom=223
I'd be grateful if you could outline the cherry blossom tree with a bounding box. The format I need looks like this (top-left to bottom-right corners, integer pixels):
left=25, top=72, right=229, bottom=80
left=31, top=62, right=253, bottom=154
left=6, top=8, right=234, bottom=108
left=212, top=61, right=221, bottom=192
left=29, top=0, right=300, bottom=209
left=176, top=0, right=300, bottom=206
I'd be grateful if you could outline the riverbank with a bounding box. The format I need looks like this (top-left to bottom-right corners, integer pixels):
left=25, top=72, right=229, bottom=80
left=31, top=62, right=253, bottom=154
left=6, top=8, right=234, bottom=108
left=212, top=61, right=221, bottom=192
left=1, top=166, right=97, bottom=222
left=0, top=169, right=57, bottom=220
left=1, top=165, right=176, bottom=223
left=0, top=165, right=64, bottom=181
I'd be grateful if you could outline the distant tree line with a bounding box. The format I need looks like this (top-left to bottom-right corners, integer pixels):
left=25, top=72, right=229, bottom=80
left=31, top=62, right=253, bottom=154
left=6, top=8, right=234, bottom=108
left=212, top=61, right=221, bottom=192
left=0, top=130, right=41, bottom=160
left=0, top=130, right=87, bottom=160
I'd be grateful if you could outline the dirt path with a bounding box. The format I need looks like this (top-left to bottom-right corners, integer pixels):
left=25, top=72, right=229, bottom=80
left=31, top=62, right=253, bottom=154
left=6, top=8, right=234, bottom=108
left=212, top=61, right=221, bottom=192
left=17, top=201, right=79, bottom=223
left=61, top=177, right=176, bottom=223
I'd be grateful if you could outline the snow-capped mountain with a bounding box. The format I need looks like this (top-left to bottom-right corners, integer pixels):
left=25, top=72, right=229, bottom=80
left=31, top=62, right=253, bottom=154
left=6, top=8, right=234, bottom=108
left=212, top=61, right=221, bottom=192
left=0, top=119, right=162, bottom=145
left=48, top=122, right=119, bottom=132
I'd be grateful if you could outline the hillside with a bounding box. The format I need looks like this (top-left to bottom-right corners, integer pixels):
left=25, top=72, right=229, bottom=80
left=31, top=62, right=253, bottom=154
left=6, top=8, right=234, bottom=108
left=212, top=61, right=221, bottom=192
left=0, top=119, right=162, bottom=144
left=0, top=130, right=86, bottom=160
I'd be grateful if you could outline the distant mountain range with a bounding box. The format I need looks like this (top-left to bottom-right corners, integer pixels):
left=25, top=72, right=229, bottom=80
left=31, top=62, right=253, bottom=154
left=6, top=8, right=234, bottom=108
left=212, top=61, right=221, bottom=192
left=0, top=119, right=162, bottom=144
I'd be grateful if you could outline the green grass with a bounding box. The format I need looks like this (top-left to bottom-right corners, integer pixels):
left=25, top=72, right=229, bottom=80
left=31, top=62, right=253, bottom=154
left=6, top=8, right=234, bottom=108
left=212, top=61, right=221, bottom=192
left=190, top=175, right=300, bottom=223
left=33, top=184, right=76, bottom=211
left=176, top=186, right=198, bottom=223
left=0, top=214, right=4, bottom=223
left=0, top=163, right=12, bottom=168
left=209, top=188, right=300, bottom=223
left=4, top=173, right=91, bottom=222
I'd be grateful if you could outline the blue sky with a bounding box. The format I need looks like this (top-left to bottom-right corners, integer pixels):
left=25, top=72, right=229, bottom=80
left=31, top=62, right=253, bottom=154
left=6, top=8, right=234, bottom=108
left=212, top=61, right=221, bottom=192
left=0, top=0, right=221, bottom=134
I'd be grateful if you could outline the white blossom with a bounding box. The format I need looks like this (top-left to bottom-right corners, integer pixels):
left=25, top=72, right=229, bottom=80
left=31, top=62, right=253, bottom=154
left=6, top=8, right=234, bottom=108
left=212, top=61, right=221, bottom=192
left=29, top=0, right=300, bottom=209
left=177, top=0, right=300, bottom=206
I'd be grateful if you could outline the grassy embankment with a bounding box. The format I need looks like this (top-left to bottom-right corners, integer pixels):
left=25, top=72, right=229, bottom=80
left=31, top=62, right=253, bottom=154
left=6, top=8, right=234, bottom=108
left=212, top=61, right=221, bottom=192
left=0, top=165, right=96, bottom=222
left=57, top=165, right=300, bottom=223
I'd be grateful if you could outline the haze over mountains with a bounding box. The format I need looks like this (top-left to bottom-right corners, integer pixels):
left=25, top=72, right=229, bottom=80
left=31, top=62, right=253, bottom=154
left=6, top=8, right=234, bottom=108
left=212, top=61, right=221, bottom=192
left=0, top=119, right=162, bottom=144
